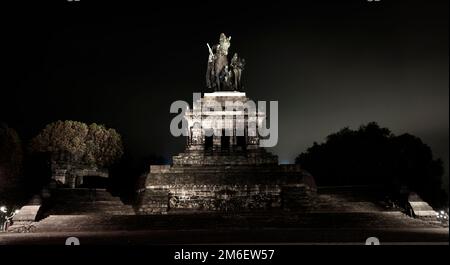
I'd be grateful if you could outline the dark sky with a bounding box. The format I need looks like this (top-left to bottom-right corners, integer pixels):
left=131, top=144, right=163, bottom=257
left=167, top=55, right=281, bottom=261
left=1, top=1, right=448, bottom=188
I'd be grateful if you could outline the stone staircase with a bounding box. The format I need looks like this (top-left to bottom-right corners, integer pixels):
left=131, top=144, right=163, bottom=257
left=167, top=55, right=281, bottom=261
left=29, top=211, right=442, bottom=233
left=310, top=186, right=393, bottom=213
left=311, top=193, right=386, bottom=213
left=42, top=188, right=135, bottom=216
left=10, top=185, right=443, bottom=234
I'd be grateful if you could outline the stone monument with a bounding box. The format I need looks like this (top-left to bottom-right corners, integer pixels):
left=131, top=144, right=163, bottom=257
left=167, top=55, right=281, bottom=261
left=138, top=34, right=316, bottom=214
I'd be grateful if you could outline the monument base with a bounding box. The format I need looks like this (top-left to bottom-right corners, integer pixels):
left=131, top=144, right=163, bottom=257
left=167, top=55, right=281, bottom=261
left=138, top=163, right=316, bottom=214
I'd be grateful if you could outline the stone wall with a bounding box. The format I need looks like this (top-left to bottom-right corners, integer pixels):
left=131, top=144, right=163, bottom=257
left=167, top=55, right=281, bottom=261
left=137, top=188, right=169, bottom=214
left=169, top=184, right=282, bottom=211
left=137, top=183, right=315, bottom=214
left=172, top=149, right=278, bottom=166
left=138, top=164, right=316, bottom=214
left=146, top=164, right=314, bottom=186
left=51, top=162, right=108, bottom=188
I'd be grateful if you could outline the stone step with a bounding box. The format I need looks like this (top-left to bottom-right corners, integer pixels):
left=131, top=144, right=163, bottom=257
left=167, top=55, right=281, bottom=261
left=50, top=193, right=122, bottom=202
left=48, top=205, right=134, bottom=212
left=42, top=188, right=135, bottom=216
left=30, top=211, right=442, bottom=232
left=46, top=205, right=135, bottom=214
left=52, top=201, right=129, bottom=206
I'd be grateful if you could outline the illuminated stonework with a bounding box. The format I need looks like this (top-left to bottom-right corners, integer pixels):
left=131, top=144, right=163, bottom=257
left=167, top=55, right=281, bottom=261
left=139, top=92, right=316, bottom=214
left=138, top=34, right=316, bottom=214
left=175, top=91, right=277, bottom=165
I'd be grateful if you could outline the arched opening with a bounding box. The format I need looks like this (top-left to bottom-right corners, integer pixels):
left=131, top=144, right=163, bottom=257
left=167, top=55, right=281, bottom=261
left=236, top=136, right=246, bottom=150
left=204, top=136, right=213, bottom=150
left=221, top=129, right=230, bottom=151
left=204, top=129, right=214, bottom=151
left=236, top=127, right=247, bottom=150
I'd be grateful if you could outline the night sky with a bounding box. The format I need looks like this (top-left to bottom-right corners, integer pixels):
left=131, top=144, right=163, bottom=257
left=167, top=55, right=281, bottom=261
left=1, top=1, right=448, bottom=189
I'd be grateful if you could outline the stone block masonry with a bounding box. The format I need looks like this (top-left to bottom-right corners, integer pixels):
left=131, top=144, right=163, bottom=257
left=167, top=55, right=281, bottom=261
left=139, top=91, right=317, bottom=214
left=138, top=163, right=316, bottom=214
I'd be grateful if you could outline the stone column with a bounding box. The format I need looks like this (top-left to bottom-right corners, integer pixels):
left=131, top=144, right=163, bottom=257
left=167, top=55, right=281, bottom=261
left=232, top=118, right=237, bottom=146
left=186, top=130, right=192, bottom=147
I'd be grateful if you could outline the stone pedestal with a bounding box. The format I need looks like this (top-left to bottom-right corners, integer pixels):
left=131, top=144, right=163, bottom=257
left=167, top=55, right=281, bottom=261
left=139, top=161, right=316, bottom=214
left=139, top=91, right=317, bottom=214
